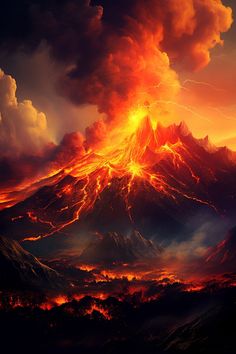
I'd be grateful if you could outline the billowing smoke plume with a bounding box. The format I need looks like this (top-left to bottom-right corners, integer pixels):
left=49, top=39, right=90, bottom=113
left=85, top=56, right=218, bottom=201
left=30, top=0, right=232, bottom=126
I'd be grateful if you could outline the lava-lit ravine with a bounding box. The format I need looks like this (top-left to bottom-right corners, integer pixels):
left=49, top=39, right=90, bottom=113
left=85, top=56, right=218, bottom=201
left=3, top=108, right=221, bottom=242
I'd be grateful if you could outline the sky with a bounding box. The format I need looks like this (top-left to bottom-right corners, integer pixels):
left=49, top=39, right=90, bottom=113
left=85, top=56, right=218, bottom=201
left=176, top=0, right=236, bottom=148
left=0, top=0, right=235, bottom=152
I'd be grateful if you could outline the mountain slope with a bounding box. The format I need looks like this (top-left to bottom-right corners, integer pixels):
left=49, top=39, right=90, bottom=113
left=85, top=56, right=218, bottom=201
left=205, top=227, right=236, bottom=272
left=163, top=302, right=236, bottom=354
left=0, top=235, right=65, bottom=291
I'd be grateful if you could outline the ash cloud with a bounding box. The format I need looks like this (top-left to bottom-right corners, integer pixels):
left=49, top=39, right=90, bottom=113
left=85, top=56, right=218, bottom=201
left=0, top=0, right=232, bottom=146
left=39, top=0, right=233, bottom=126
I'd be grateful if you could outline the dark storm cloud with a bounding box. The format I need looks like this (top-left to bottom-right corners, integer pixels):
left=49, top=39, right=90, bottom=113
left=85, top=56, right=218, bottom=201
left=0, top=1, right=103, bottom=57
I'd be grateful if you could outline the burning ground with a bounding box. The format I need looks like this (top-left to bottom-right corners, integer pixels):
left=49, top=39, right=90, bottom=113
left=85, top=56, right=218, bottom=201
left=1, top=245, right=236, bottom=354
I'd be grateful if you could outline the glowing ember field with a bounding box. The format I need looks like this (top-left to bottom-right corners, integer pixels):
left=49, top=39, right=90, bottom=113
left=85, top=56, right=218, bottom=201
left=1, top=261, right=236, bottom=315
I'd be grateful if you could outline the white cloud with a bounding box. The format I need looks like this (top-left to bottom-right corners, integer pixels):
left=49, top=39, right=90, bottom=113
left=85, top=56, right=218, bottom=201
left=0, top=69, right=51, bottom=156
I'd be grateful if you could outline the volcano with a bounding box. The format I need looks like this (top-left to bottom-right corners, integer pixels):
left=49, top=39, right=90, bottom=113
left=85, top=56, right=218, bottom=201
left=0, top=117, right=236, bottom=246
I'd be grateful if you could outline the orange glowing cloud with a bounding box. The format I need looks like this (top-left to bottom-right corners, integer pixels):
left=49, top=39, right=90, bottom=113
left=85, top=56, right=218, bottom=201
left=160, top=0, right=233, bottom=70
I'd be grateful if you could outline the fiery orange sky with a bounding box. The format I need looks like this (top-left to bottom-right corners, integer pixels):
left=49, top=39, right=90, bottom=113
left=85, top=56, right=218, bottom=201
left=174, top=0, right=236, bottom=149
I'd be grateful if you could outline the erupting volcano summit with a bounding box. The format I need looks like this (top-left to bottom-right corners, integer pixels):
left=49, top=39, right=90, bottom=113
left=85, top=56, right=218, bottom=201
left=1, top=112, right=236, bottom=243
